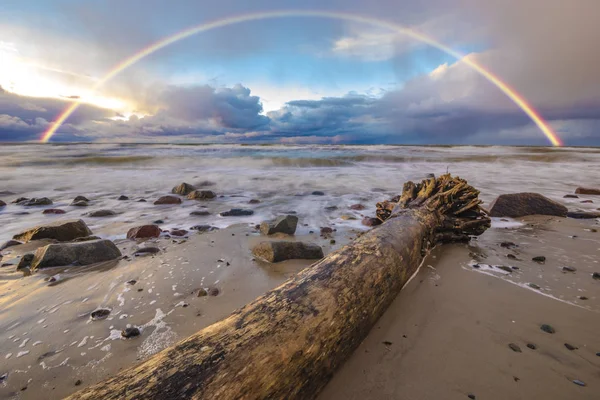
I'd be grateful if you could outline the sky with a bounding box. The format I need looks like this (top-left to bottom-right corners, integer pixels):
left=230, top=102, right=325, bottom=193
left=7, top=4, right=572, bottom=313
left=0, top=0, right=599, bottom=145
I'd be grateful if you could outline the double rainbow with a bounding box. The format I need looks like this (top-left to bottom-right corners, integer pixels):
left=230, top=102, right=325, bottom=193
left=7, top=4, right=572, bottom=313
left=40, top=10, right=563, bottom=146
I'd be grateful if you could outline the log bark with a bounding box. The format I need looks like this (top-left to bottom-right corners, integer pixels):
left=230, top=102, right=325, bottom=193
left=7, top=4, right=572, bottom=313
left=68, top=174, right=490, bottom=400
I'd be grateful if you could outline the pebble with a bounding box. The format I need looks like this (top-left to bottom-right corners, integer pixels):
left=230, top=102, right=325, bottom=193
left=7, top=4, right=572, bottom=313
left=209, top=287, right=220, bottom=296
left=90, top=309, right=111, bottom=320
left=578, top=296, right=588, bottom=300
left=121, top=327, right=140, bottom=339
left=126, top=280, right=137, bottom=285
left=508, top=343, right=522, bottom=352
left=500, top=241, right=517, bottom=248
left=532, top=256, right=546, bottom=263
left=528, top=283, right=541, bottom=290
left=497, top=266, right=513, bottom=273
left=562, top=266, right=577, bottom=272
left=153, top=220, right=164, bottom=224
left=592, top=272, right=600, bottom=280
left=564, top=343, right=578, bottom=351
left=312, top=191, right=325, bottom=196
left=526, top=343, right=537, bottom=350
left=540, top=324, right=555, bottom=334
left=75, top=380, right=82, bottom=386
left=467, top=394, right=476, bottom=399
left=572, top=380, right=586, bottom=387
left=507, top=254, right=517, bottom=259
left=118, top=195, right=129, bottom=200
left=197, top=289, right=208, bottom=297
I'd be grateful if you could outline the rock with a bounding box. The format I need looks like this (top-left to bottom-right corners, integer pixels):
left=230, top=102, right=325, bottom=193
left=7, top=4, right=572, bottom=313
left=248, top=199, right=261, bottom=204
left=1, top=240, right=22, bottom=250
left=362, top=217, right=382, bottom=227
left=71, top=199, right=89, bottom=207
left=252, top=241, right=324, bottom=263
left=137, top=199, right=147, bottom=202
left=172, top=183, right=196, bottom=196
left=190, top=210, right=210, bottom=216
left=75, top=380, right=82, bottom=386
left=154, top=196, right=182, bottom=205
left=127, top=280, right=137, bottom=285
left=73, top=196, right=90, bottom=202
left=467, top=395, right=476, bottom=400
left=17, top=253, right=34, bottom=270
left=220, top=209, right=254, bottom=217
left=508, top=343, right=522, bottom=353
left=42, top=209, right=66, bottom=215
left=562, top=266, right=577, bottom=272
left=526, top=343, right=537, bottom=350
left=187, top=190, right=216, bottom=200
left=260, top=215, right=298, bottom=235
left=31, top=239, right=122, bottom=269
left=488, top=193, right=567, bottom=217
left=133, top=247, right=160, bottom=256
left=581, top=200, right=594, bottom=204
left=127, top=225, right=161, bottom=239
left=532, top=256, right=546, bottom=263
left=573, top=380, right=586, bottom=387
left=121, top=327, right=140, bottom=339
left=497, top=266, right=513, bottom=273
left=72, top=236, right=101, bottom=242
left=507, top=254, right=517, bottom=260
left=311, top=191, right=325, bottom=196
left=90, top=309, right=111, bottom=320
left=330, top=239, right=336, bottom=245
left=190, top=225, right=218, bottom=232
left=575, top=187, right=600, bottom=195
left=340, top=215, right=357, bottom=220
left=567, top=211, right=600, bottom=219
left=592, top=272, right=600, bottom=280
left=578, top=296, right=588, bottom=300
left=87, top=210, right=117, bottom=217
left=540, top=324, right=555, bottom=334
left=197, top=288, right=208, bottom=297
left=170, top=229, right=188, bottom=237
left=320, top=227, right=333, bottom=235
left=153, top=220, right=164, bottom=224
left=117, top=195, right=129, bottom=201
left=20, top=197, right=53, bottom=206
left=0, top=200, right=6, bottom=207
left=13, top=219, right=93, bottom=242
left=528, top=283, right=541, bottom=290
left=500, top=241, right=517, bottom=248
left=208, top=287, right=220, bottom=296
left=325, top=206, right=338, bottom=211
left=350, top=204, right=365, bottom=210
left=563, top=194, right=579, bottom=198
left=564, top=343, right=578, bottom=351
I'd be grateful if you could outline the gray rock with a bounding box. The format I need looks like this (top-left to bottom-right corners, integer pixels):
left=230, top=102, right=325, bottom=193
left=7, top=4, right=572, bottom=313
left=572, top=380, right=586, bottom=387
left=117, top=195, right=129, bottom=201
left=187, top=190, right=216, bottom=200
left=31, top=239, right=122, bottom=269
left=190, top=210, right=210, bottom=216
left=154, top=196, right=181, bottom=205
left=172, top=182, right=196, bottom=196
left=87, top=210, right=117, bottom=217
left=593, top=272, right=600, bottom=280
left=70, top=200, right=89, bottom=207
left=133, top=247, right=160, bottom=256
left=311, top=191, right=325, bottom=196
left=508, top=343, right=522, bottom=353
left=489, top=193, right=567, bottom=218
left=197, top=180, right=216, bottom=187
left=121, top=327, right=140, bottom=338
left=532, top=256, right=546, bottom=263
left=540, top=324, right=555, bottom=334
left=17, top=253, right=34, bottom=270
left=73, top=196, right=90, bottom=202
left=564, top=343, right=578, bottom=351
left=252, top=241, right=324, bottom=263
left=0, top=200, right=6, bottom=207
left=528, top=283, right=541, bottom=290
left=526, top=343, right=537, bottom=350
left=567, top=211, right=600, bottom=219
left=13, top=219, right=93, bottom=242
left=260, top=215, right=298, bottom=235
left=575, top=187, right=600, bottom=195
left=563, top=194, right=579, bottom=198
left=0, top=239, right=22, bottom=250
left=220, top=209, right=254, bottom=217
left=90, top=308, right=111, bottom=320
left=20, top=197, right=53, bottom=206
left=562, top=266, right=577, bottom=272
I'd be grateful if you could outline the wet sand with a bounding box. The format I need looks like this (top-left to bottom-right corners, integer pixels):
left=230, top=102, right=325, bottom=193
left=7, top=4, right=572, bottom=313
left=320, top=216, right=600, bottom=400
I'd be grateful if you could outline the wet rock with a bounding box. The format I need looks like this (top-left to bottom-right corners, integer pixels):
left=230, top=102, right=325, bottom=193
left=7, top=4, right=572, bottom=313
left=467, top=394, right=476, bottom=400
left=31, top=239, right=122, bottom=269
left=330, top=239, right=336, bottom=245
left=42, top=209, right=66, bottom=215
left=260, top=215, right=298, bottom=235
left=1, top=239, right=22, bottom=250
left=121, top=327, right=140, bottom=338
left=172, top=182, right=196, bottom=196
left=154, top=195, right=182, bottom=205
left=526, top=343, right=537, bottom=350
left=153, top=219, right=164, bottom=224
left=507, top=254, right=517, bottom=260
left=500, top=241, right=517, bottom=249
left=133, top=247, right=160, bottom=256
left=311, top=191, right=325, bottom=196
left=532, top=256, right=546, bottom=263
left=190, top=210, right=210, bottom=216
left=528, top=283, right=541, bottom=290
left=362, top=217, right=382, bottom=227
left=340, top=215, right=357, bottom=220
left=578, top=296, right=588, bottom=300
left=20, top=197, right=53, bottom=206
left=87, top=210, right=117, bottom=217
left=350, top=204, right=366, bottom=210
left=575, top=187, right=600, bottom=195
left=252, top=241, right=324, bottom=263
left=325, top=206, right=338, bottom=211
left=0, top=200, right=6, bottom=207
left=75, top=380, right=82, bottom=386
left=508, top=343, right=522, bottom=353
left=572, top=380, right=586, bottom=387
left=73, top=196, right=89, bottom=202
left=248, top=199, right=261, bottom=204
left=208, top=287, right=220, bottom=296
left=14, top=219, right=93, bottom=242
left=563, top=194, right=579, bottom=198
left=220, top=209, right=254, bottom=217
left=581, top=200, right=594, bottom=204
left=197, top=288, right=208, bottom=297
left=320, top=227, right=334, bottom=235
left=488, top=193, right=567, bottom=217
left=117, top=195, right=129, bottom=201
left=170, top=229, right=188, bottom=237
left=187, top=190, right=216, bottom=200
left=90, top=308, right=111, bottom=320
left=127, top=225, right=161, bottom=239
left=497, top=266, right=513, bottom=273
left=137, top=199, right=147, bottom=202
left=562, top=266, right=577, bottom=272
left=72, top=236, right=102, bottom=242
left=71, top=200, right=88, bottom=207
left=126, top=280, right=137, bottom=285
left=567, top=211, right=600, bottom=219
left=196, top=180, right=215, bottom=187
left=190, top=225, right=218, bottom=232
left=17, top=253, right=34, bottom=270
left=540, top=324, right=555, bottom=334
left=564, top=343, right=578, bottom=351
left=592, top=272, right=600, bottom=280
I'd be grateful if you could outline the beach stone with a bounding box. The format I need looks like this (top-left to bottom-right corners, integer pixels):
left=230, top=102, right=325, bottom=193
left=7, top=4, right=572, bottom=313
left=260, top=215, right=298, bottom=235
left=312, top=191, right=325, bottom=196
left=540, top=324, right=555, bottom=334
left=170, top=229, right=188, bottom=237
left=13, top=219, right=92, bottom=242
left=562, top=266, right=577, bottom=272
left=70, top=200, right=88, bottom=207
left=508, top=343, right=522, bottom=352
left=592, top=272, right=600, bottom=280
left=133, top=247, right=160, bottom=256
left=87, top=210, right=117, bottom=217
left=153, top=220, right=164, bottom=224
left=1, top=240, right=22, bottom=250
left=578, top=296, right=588, bottom=300
left=325, top=206, right=338, bottom=211
left=42, top=209, right=66, bottom=215
left=154, top=195, right=181, bottom=205
left=564, top=343, right=578, bottom=351
left=117, top=195, right=129, bottom=201
left=0, top=200, right=6, bottom=207
left=90, top=308, right=111, bottom=320
left=137, top=199, right=147, bottom=202
left=532, top=256, right=546, bottom=263
left=73, top=196, right=89, bottom=202
left=573, top=380, right=586, bottom=387
left=20, top=197, right=53, bottom=206
left=72, top=236, right=101, bottom=242
left=489, top=193, right=567, bottom=217
left=31, top=239, right=122, bottom=269
left=563, top=194, right=579, bottom=198
left=248, top=199, right=261, bottom=204
left=190, top=225, right=218, bottom=232
left=187, top=190, right=216, bottom=200
left=197, top=288, right=208, bottom=297
left=362, top=217, right=382, bottom=227
left=575, top=187, right=600, bottom=195
left=507, top=254, right=517, bottom=260
left=252, top=241, right=324, bottom=263
left=190, top=210, right=210, bottom=216
left=127, top=225, right=161, bottom=239
left=581, top=200, right=594, bottom=204
left=172, top=182, right=196, bottom=196
left=528, top=283, right=541, bottom=290
left=197, top=180, right=216, bottom=187
left=220, top=209, right=254, bottom=217
left=350, top=204, right=365, bottom=210
left=12, top=197, right=28, bottom=204
left=341, top=215, right=357, bottom=220
left=497, top=266, right=513, bottom=273
left=500, top=241, right=518, bottom=248
left=121, top=327, right=140, bottom=339
left=567, top=211, right=600, bottom=219
left=17, top=253, right=34, bottom=270
left=526, top=343, right=537, bottom=350
left=467, top=394, right=476, bottom=400
left=208, top=287, right=220, bottom=296
left=320, top=227, right=334, bottom=235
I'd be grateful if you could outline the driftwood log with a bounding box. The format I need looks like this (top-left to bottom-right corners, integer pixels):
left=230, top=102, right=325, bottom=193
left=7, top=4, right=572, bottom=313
left=69, top=174, right=490, bottom=400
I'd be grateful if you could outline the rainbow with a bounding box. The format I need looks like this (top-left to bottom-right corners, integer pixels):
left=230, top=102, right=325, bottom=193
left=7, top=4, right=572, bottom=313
left=40, top=10, right=563, bottom=146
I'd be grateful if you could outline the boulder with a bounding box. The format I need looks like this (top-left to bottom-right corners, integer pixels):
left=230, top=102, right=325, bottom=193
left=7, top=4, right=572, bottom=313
left=17, top=253, right=34, bottom=270
left=154, top=196, right=182, bottom=205
left=488, top=193, right=567, bottom=218
left=172, top=183, right=196, bottom=196
left=0, top=200, right=6, bottom=207
left=220, top=209, right=254, bottom=217
left=31, top=239, right=121, bottom=269
left=0, top=239, right=22, bottom=250
left=190, top=210, right=210, bottom=216
left=73, top=196, right=90, bottom=202
left=260, top=215, right=298, bottom=235
left=20, top=197, right=53, bottom=206
left=567, top=211, right=600, bottom=219
left=127, top=225, right=161, bottom=239
left=70, top=200, right=89, bottom=207
left=13, top=219, right=93, bottom=242
left=187, top=190, right=216, bottom=200
left=87, top=210, right=117, bottom=217
left=43, top=209, right=66, bottom=214
left=252, top=241, right=324, bottom=263
left=575, top=187, right=600, bottom=195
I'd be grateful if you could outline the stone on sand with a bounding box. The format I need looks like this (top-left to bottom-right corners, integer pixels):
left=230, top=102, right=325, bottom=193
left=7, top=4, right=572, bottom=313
left=87, top=210, right=117, bottom=217
left=0, top=200, right=6, bottom=207
left=187, top=190, right=216, bottom=200
left=488, top=193, right=567, bottom=217
left=70, top=200, right=89, bottom=207
left=172, top=182, right=196, bottom=196
left=251, top=241, right=324, bottom=263
left=17, top=253, right=34, bottom=270
left=30, top=239, right=122, bottom=269
left=154, top=195, right=182, bottom=205
left=220, top=209, right=254, bottom=217
left=575, top=187, right=600, bottom=195
left=566, top=211, right=600, bottom=219
left=260, top=215, right=298, bottom=235
left=13, top=219, right=93, bottom=242
left=73, top=195, right=90, bottom=202
left=127, top=225, right=161, bottom=239
left=42, top=209, right=66, bottom=214
left=190, top=225, right=218, bottom=232
left=19, top=197, right=53, bottom=206
left=190, top=210, right=210, bottom=216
